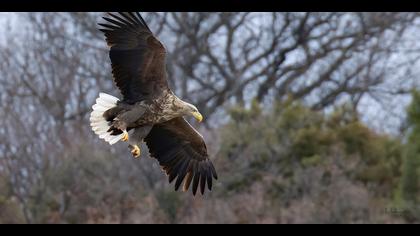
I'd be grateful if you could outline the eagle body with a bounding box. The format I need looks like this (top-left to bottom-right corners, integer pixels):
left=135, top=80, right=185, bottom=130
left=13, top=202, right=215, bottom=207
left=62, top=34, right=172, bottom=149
left=89, top=12, right=217, bottom=195
left=105, top=90, right=187, bottom=130
left=132, top=91, right=191, bottom=126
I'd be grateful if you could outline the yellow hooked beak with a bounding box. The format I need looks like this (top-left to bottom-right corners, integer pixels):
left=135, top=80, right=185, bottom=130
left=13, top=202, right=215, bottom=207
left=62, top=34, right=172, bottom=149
left=191, top=111, right=203, bottom=122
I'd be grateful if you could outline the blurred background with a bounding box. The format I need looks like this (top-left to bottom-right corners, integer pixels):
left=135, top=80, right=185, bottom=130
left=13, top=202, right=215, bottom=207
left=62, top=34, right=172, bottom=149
left=0, top=12, right=420, bottom=223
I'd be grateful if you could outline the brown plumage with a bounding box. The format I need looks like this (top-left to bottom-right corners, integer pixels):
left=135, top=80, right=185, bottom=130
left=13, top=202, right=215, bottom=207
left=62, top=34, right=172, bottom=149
left=145, top=117, right=218, bottom=195
left=89, top=12, right=217, bottom=195
left=99, top=12, right=168, bottom=103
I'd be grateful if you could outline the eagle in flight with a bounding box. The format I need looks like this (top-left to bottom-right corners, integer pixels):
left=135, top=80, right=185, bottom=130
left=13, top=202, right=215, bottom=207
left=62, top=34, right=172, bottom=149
left=89, top=12, right=217, bottom=195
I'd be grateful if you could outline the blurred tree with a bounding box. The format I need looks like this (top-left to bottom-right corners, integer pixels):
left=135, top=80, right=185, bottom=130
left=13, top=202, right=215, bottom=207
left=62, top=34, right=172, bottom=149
left=217, top=100, right=404, bottom=223
left=396, top=90, right=420, bottom=221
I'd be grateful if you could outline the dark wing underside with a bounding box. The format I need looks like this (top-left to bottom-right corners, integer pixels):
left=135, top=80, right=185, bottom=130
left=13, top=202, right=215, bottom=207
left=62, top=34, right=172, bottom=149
left=99, top=12, right=169, bottom=103
left=145, top=118, right=218, bottom=195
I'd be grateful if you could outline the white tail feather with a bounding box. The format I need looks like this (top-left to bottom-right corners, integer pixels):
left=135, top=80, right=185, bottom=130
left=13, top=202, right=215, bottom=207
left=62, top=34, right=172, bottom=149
left=90, top=93, right=124, bottom=145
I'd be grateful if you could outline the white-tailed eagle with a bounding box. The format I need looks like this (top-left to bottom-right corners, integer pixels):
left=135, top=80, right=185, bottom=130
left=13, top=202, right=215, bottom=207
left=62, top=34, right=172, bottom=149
left=89, top=12, right=217, bottom=195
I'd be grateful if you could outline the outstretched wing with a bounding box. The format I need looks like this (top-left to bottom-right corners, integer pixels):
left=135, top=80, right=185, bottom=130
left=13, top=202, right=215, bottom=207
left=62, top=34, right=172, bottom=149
left=99, top=12, right=169, bottom=103
left=145, top=117, right=218, bottom=195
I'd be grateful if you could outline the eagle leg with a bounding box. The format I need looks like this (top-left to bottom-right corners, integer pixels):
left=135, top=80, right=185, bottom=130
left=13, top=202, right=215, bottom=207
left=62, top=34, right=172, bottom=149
left=121, top=130, right=129, bottom=141
left=129, top=144, right=141, bottom=158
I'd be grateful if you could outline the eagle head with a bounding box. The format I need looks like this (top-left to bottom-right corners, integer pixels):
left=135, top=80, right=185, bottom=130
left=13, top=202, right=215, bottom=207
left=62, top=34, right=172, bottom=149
left=177, top=101, right=203, bottom=123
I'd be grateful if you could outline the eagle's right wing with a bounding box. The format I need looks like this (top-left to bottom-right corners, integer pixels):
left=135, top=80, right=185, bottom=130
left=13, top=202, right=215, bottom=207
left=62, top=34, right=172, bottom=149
left=99, top=12, right=169, bottom=103
left=145, top=117, right=218, bottom=195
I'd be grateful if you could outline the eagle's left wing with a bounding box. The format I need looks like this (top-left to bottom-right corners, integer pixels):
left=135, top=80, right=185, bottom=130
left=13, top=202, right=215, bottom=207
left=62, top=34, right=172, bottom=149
left=144, top=117, right=218, bottom=195
left=99, top=12, right=169, bottom=103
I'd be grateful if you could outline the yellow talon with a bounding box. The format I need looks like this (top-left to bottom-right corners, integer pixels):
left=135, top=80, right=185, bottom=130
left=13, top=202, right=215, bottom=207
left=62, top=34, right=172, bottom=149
left=121, top=130, right=129, bottom=142
left=131, top=145, right=141, bottom=158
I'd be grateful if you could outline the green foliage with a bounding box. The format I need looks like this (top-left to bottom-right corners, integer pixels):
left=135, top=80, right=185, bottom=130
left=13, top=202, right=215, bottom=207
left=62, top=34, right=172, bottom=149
left=301, top=155, right=323, bottom=168
left=397, top=90, right=420, bottom=222
left=219, top=100, right=404, bottom=208
left=0, top=176, right=25, bottom=223
left=155, top=190, right=183, bottom=223
left=407, top=90, right=420, bottom=140
left=399, top=144, right=419, bottom=202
